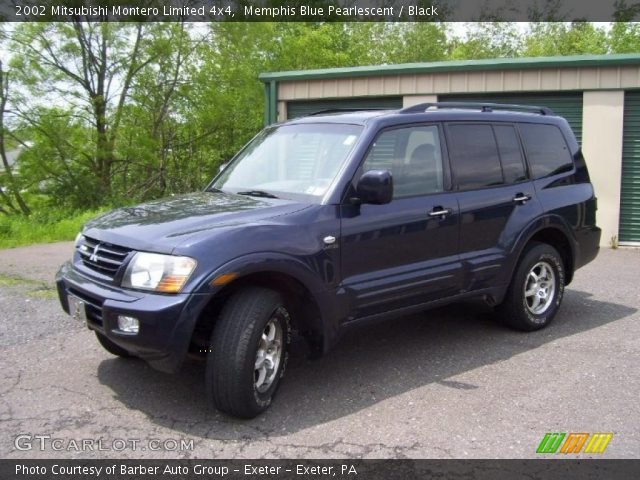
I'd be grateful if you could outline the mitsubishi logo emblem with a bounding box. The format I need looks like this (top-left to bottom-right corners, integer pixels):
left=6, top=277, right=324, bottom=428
left=89, top=244, right=100, bottom=263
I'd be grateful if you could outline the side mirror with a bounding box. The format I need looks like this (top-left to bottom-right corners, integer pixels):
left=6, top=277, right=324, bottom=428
left=356, top=169, right=393, bottom=205
left=218, top=163, right=228, bottom=172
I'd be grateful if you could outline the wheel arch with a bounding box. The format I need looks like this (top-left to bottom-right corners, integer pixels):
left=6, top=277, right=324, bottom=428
left=510, top=217, right=576, bottom=286
left=190, top=256, right=336, bottom=358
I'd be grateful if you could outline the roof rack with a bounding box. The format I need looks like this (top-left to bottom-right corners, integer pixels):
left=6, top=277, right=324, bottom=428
left=307, top=108, right=386, bottom=116
left=399, top=102, right=555, bottom=116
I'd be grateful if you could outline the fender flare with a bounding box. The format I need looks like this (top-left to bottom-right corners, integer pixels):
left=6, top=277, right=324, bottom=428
left=193, top=252, right=341, bottom=353
left=505, top=214, right=577, bottom=287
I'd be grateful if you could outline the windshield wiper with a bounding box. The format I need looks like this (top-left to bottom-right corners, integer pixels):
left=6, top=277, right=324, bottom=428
left=236, top=190, right=279, bottom=199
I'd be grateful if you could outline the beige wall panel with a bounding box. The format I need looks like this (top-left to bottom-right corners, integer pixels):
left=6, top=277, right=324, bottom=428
left=400, top=75, right=418, bottom=94
left=308, top=80, right=324, bottom=97
left=582, top=91, right=625, bottom=246
left=322, top=79, right=338, bottom=98
left=521, top=70, right=541, bottom=90
left=367, top=77, right=384, bottom=95
left=277, top=65, right=640, bottom=101
left=465, top=72, right=487, bottom=92
left=559, top=69, right=579, bottom=90
left=277, top=101, right=287, bottom=122
left=352, top=78, right=369, bottom=96
left=599, top=68, right=621, bottom=89
left=540, top=70, right=560, bottom=90
left=485, top=71, right=504, bottom=91
left=450, top=73, right=468, bottom=92
left=295, top=81, right=311, bottom=100
left=578, top=68, right=599, bottom=89
left=278, top=83, right=292, bottom=100
left=433, top=73, right=451, bottom=93
left=416, top=74, right=435, bottom=93
left=619, top=67, right=640, bottom=88
left=503, top=71, right=522, bottom=91
left=402, top=95, right=438, bottom=107
left=337, top=79, right=353, bottom=97
left=382, top=76, right=401, bottom=95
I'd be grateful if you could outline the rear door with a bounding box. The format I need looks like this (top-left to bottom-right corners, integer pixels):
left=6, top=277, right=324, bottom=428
left=444, top=122, right=542, bottom=292
left=340, top=124, right=462, bottom=321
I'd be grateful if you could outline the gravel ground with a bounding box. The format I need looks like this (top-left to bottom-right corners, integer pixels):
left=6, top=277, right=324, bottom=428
left=0, top=243, right=638, bottom=459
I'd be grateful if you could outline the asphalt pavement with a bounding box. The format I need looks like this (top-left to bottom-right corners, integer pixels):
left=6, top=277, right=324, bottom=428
left=0, top=242, right=638, bottom=459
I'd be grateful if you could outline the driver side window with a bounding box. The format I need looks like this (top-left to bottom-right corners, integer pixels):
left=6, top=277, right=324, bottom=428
left=362, top=125, right=444, bottom=198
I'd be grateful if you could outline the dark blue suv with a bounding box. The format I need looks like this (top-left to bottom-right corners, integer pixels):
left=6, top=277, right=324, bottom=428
left=56, top=102, right=601, bottom=418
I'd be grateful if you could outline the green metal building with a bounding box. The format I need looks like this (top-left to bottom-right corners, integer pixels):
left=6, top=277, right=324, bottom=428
left=260, top=54, right=640, bottom=246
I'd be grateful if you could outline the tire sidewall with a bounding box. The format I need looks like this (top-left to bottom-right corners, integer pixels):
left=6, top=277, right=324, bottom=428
left=519, top=247, right=565, bottom=328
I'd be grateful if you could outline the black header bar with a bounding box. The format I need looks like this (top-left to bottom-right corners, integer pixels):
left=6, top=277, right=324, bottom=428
left=1, top=0, right=638, bottom=22
left=1, top=459, right=640, bottom=480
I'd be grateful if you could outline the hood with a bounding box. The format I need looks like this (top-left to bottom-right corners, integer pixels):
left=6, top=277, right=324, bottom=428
left=83, top=191, right=308, bottom=253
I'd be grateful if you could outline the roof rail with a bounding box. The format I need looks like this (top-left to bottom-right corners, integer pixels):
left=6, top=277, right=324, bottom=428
left=307, top=108, right=386, bottom=116
left=399, top=102, right=555, bottom=116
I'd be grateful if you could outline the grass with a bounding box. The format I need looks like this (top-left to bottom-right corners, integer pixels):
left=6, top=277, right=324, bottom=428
left=0, top=273, right=57, bottom=298
left=0, top=208, right=106, bottom=249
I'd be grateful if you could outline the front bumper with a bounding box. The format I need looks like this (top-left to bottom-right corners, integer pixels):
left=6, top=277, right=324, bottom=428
left=56, top=262, right=209, bottom=373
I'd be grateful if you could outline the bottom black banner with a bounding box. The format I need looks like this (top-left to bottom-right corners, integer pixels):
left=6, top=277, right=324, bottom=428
left=1, top=459, right=639, bottom=480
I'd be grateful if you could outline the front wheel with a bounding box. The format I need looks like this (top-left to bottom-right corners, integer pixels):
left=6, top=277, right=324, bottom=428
left=205, top=287, right=291, bottom=418
left=496, top=242, right=565, bottom=331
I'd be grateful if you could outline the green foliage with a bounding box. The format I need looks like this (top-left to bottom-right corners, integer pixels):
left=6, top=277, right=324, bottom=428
left=450, top=23, right=524, bottom=60
left=0, top=207, right=107, bottom=248
left=1, top=19, right=640, bottom=248
left=523, top=22, right=609, bottom=56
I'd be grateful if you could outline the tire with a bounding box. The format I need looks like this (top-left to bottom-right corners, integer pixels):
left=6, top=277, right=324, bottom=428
left=95, top=332, right=132, bottom=358
left=496, top=242, right=565, bottom=331
left=206, top=287, right=291, bottom=419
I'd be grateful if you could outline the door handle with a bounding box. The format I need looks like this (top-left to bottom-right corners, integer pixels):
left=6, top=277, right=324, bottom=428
left=428, top=207, right=452, bottom=218
left=513, top=193, right=532, bottom=204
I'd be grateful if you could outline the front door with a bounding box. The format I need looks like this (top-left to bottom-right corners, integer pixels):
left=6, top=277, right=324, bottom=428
left=340, top=124, right=462, bottom=321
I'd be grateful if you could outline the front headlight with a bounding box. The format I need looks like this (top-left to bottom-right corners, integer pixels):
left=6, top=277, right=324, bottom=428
left=122, top=252, right=197, bottom=293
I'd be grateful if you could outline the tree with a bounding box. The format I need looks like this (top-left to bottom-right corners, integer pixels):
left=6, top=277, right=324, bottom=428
left=7, top=21, right=160, bottom=203
left=449, top=23, right=524, bottom=60
left=0, top=60, right=31, bottom=215
left=609, top=1, right=640, bottom=53
left=523, top=22, right=608, bottom=56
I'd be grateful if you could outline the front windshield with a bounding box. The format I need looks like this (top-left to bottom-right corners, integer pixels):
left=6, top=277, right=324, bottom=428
left=212, top=123, right=363, bottom=198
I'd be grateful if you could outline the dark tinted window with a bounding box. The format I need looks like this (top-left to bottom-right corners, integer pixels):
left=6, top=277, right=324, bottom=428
left=519, top=123, right=573, bottom=178
left=447, top=124, right=503, bottom=190
left=362, top=126, right=444, bottom=198
left=494, top=125, right=527, bottom=183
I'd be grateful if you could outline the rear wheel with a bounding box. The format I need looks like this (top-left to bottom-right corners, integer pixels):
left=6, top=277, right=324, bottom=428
left=496, top=242, right=565, bottom=331
left=95, top=332, right=132, bottom=358
left=205, top=287, right=291, bottom=418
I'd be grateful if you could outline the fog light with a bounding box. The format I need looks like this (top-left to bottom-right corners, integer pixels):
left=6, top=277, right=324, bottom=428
left=117, top=315, right=139, bottom=334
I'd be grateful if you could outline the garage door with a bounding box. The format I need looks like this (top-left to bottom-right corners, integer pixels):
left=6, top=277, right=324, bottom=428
left=286, top=97, right=403, bottom=119
left=620, top=92, right=640, bottom=243
left=439, top=93, right=583, bottom=145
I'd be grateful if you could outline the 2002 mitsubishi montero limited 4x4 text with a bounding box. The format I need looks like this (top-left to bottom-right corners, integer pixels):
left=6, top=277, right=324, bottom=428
left=57, top=102, right=601, bottom=418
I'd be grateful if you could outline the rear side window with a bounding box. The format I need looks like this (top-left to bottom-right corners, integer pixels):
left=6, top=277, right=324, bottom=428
left=519, top=123, right=573, bottom=178
left=494, top=125, right=527, bottom=183
left=447, top=124, right=503, bottom=190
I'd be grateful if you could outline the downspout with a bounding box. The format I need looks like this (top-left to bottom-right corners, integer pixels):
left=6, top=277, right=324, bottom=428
left=263, top=82, right=270, bottom=126
left=269, top=80, right=278, bottom=124
left=262, top=79, right=279, bottom=126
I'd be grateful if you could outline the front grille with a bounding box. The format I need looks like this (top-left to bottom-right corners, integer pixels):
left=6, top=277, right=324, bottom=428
left=68, top=288, right=104, bottom=328
left=77, top=236, right=132, bottom=280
